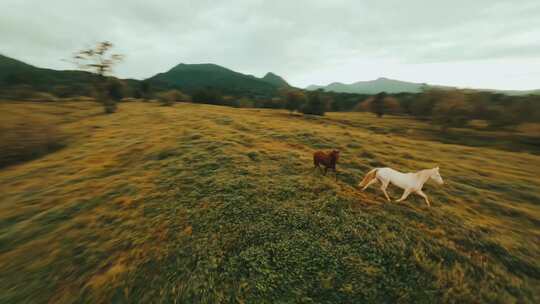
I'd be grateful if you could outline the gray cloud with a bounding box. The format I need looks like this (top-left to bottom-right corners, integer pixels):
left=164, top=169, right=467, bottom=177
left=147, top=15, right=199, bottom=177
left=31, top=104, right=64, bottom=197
left=1, top=0, right=539, bottom=89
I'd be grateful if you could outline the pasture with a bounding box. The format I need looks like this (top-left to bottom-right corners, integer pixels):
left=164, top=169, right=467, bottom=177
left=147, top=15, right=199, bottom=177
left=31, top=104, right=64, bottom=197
left=0, top=101, right=539, bottom=303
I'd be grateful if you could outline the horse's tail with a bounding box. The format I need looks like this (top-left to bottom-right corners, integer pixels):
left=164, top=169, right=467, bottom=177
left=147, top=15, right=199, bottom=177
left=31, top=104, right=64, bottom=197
left=358, top=168, right=378, bottom=188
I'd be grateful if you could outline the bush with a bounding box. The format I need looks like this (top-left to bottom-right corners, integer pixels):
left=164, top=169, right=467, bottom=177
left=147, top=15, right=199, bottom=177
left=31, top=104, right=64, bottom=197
left=30, top=92, right=58, bottom=102
left=192, top=89, right=222, bottom=104
left=0, top=117, right=66, bottom=168
left=238, top=97, right=255, bottom=108
left=357, top=94, right=401, bottom=117
left=139, top=81, right=152, bottom=101
left=2, top=85, right=35, bottom=100
left=106, top=79, right=124, bottom=102
left=301, top=91, right=328, bottom=116
left=371, top=92, right=387, bottom=117
left=284, top=90, right=307, bottom=113
left=410, top=89, right=441, bottom=117
left=432, top=90, right=472, bottom=131
left=157, top=90, right=191, bottom=106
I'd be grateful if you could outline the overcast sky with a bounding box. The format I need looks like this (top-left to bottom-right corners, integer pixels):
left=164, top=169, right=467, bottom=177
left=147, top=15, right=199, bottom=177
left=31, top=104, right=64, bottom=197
left=2, top=0, right=540, bottom=90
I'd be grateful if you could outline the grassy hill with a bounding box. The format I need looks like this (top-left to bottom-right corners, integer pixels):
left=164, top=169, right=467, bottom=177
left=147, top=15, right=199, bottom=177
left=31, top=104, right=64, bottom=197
left=0, top=54, right=145, bottom=97
left=147, top=63, right=284, bottom=97
left=0, top=54, right=98, bottom=90
left=261, top=72, right=290, bottom=88
left=0, top=101, right=539, bottom=303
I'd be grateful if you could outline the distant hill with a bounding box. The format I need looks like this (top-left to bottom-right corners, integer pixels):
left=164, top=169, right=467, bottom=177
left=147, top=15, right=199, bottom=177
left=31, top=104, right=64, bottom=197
left=306, top=77, right=439, bottom=94
left=0, top=53, right=118, bottom=97
left=260, top=72, right=290, bottom=88
left=0, top=54, right=98, bottom=89
left=307, top=77, right=539, bottom=96
left=0, top=54, right=147, bottom=97
left=147, top=63, right=289, bottom=96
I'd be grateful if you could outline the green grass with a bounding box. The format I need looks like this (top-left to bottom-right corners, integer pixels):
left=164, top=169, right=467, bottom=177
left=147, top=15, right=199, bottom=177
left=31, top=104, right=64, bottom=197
left=0, top=101, right=539, bottom=303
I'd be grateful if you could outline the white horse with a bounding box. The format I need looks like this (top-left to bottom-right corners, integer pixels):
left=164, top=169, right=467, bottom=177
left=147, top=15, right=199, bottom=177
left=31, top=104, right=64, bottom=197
left=358, top=167, right=444, bottom=206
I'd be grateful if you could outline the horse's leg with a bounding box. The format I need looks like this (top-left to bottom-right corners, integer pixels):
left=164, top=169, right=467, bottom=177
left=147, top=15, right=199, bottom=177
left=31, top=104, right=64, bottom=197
left=380, top=180, right=391, bottom=202
left=396, top=188, right=412, bottom=203
left=334, top=168, right=338, bottom=181
left=416, top=190, right=431, bottom=207
left=362, top=178, right=377, bottom=191
left=324, top=167, right=328, bottom=175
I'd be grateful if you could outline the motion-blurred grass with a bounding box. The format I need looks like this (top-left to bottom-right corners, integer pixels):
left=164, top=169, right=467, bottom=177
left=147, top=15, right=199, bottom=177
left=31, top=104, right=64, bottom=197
left=0, top=101, right=538, bottom=303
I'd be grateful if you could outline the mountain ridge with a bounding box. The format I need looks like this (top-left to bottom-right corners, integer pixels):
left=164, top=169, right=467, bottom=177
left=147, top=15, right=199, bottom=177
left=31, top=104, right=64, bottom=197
left=1, top=54, right=537, bottom=96
left=306, top=77, right=539, bottom=96
left=147, top=63, right=290, bottom=96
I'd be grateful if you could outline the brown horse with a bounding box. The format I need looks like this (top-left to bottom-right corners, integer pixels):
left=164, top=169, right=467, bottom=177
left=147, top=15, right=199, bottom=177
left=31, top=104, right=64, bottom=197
left=313, top=150, right=340, bottom=179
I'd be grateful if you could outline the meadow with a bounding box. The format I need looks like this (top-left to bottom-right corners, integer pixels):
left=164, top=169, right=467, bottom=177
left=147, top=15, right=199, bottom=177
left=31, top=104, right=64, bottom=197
left=0, top=101, right=539, bottom=303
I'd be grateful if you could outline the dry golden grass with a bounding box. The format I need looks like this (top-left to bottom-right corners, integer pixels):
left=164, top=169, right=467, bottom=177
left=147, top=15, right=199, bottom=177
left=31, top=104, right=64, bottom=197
left=0, top=101, right=538, bottom=303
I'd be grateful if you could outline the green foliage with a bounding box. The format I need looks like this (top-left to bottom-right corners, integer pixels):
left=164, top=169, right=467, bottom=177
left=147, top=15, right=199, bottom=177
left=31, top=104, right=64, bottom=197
left=192, top=88, right=223, bottom=104
left=371, top=92, right=387, bottom=117
left=238, top=97, right=255, bottom=108
left=139, top=80, right=152, bottom=101
left=432, top=90, right=472, bottom=131
left=261, top=72, right=290, bottom=88
left=148, top=63, right=279, bottom=97
left=157, top=89, right=191, bottom=106
left=0, top=102, right=539, bottom=303
left=283, top=89, right=308, bottom=113
left=106, top=79, right=124, bottom=102
left=302, top=90, right=328, bottom=116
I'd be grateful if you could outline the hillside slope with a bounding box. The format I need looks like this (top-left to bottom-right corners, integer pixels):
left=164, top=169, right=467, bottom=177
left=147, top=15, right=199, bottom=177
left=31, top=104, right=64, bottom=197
left=147, top=63, right=283, bottom=96
left=306, top=76, right=540, bottom=96
left=0, top=54, right=144, bottom=97
left=307, top=77, right=434, bottom=94
left=261, top=72, right=290, bottom=88
left=0, top=54, right=97, bottom=89
left=0, top=101, right=539, bottom=303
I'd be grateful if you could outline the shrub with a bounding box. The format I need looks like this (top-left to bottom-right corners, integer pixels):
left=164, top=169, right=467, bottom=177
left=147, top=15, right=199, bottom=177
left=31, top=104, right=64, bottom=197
left=30, top=92, right=58, bottom=102
left=238, top=97, right=255, bottom=108
left=432, top=90, right=472, bottom=131
left=371, top=92, right=387, bottom=117
left=139, top=81, right=152, bottom=101
left=192, top=89, right=222, bottom=104
left=410, top=89, right=441, bottom=117
left=284, top=90, right=307, bottom=113
left=3, top=85, right=35, bottom=100
left=106, top=79, right=124, bottom=102
left=358, top=94, right=402, bottom=117
left=0, top=117, right=66, bottom=168
left=301, top=91, right=328, bottom=116
left=157, top=90, right=190, bottom=106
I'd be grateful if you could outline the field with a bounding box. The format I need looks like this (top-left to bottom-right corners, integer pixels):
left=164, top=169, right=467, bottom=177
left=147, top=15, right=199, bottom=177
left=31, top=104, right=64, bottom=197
left=0, top=101, right=539, bottom=303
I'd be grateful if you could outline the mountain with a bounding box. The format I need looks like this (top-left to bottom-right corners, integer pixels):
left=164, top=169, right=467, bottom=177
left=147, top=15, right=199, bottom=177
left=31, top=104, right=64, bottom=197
left=306, top=77, right=540, bottom=96
left=0, top=53, right=103, bottom=93
left=261, top=72, right=290, bottom=88
left=306, top=77, right=432, bottom=94
left=147, top=63, right=288, bottom=96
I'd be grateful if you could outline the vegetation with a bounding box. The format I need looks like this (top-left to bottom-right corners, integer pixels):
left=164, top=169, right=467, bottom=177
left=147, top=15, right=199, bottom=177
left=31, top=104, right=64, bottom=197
left=301, top=90, right=329, bottom=116
left=0, top=105, right=67, bottom=168
left=192, top=88, right=223, bottom=105
left=156, top=89, right=191, bottom=106
left=283, top=89, right=307, bottom=113
left=138, top=80, right=152, bottom=101
left=147, top=63, right=283, bottom=97
left=1, top=101, right=538, bottom=303
left=71, top=41, right=124, bottom=113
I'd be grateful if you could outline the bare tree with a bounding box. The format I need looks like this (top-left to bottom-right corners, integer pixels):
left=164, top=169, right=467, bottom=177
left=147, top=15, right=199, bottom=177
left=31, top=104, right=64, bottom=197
left=71, top=41, right=124, bottom=113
